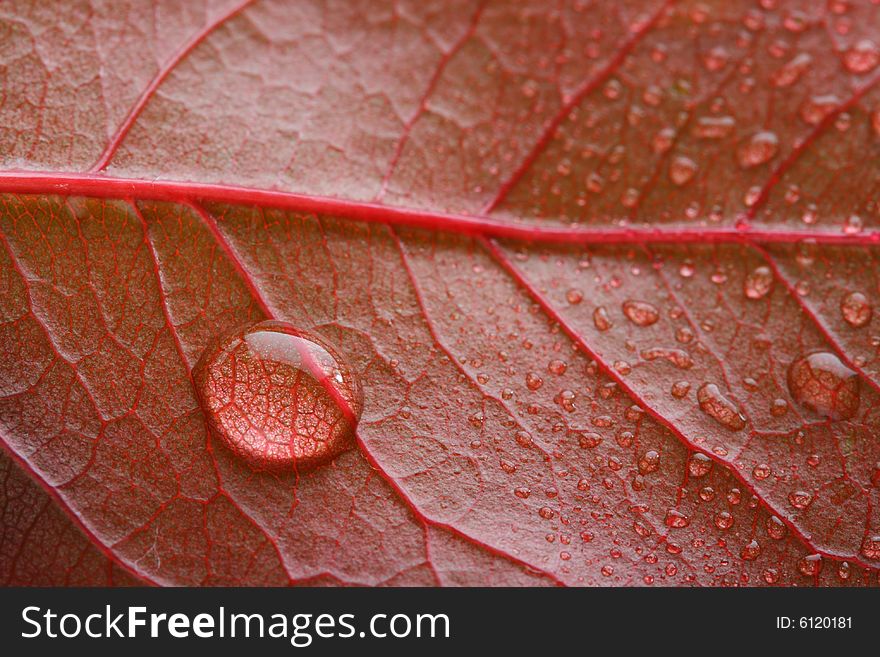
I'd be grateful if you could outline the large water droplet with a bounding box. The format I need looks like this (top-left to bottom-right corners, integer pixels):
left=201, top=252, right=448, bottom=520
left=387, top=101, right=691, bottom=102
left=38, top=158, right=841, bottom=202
left=737, top=131, right=779, bottom=168
left=697, top=383, right=747, bottom=430
left=787, top=352, right=860, bottom=420
left=193, top=321, right=363, bottom=471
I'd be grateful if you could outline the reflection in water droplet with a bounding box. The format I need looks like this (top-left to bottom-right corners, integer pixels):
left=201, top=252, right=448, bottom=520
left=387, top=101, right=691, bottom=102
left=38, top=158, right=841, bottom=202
left=622, top=300, right=660, bottom=327
left=743, top=265, right=774, bottom=299
left=193, top=321, right=363, bottom=471
left=787, top=352, right=860, bottom=419
left=737, top=131, right=779, bottom=168
left=840, top=291, right=872, bottom=328
left=696, top=383, right=747, bottom=430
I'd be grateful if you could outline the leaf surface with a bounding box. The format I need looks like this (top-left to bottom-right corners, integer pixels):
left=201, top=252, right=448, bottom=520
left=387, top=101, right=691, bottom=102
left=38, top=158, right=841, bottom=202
left=1, top=0, right=879, bottom=586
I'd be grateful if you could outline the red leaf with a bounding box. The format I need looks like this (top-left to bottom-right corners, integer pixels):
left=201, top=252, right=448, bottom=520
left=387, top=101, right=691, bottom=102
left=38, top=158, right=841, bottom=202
left=1, top=0, right=879, bottom=586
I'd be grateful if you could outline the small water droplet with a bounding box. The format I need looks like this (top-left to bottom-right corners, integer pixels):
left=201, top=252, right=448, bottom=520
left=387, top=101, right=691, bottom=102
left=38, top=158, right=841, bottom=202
left=843, top=214, right=863, bottom=234
left=641, top=346, right=693, bottom=369
left=861, top=536, right=880, bottom=559
left=697, top=383, right=747, bottom=430
left=770, top=398, right=789, bottom=416
left=787, top=352, right=860, bottom=419
left=669, top=155, right=698, bottom=186
left=737, top=131, right=779, bottom=168
left=788, top=490, right=813, bottom=510
left=671, top=380, right=691, bottom=398
left=566, top=288, right=584, bottom=305
left=843, top=39, right=880, bottom=73
left=548, top=359, right=568, bottom=375
left=840, top=291, right=872, bottom=327
left=753, top=463, right=771, bottom=480
left=525, top=372, right=544, bottom=391
left=741, top=540, right=761, bottom=561
left=714, top=511, right=734, bottom=530
left=638, top=449, right=660, bottom=475
left=797, top=554, right=822, bottom=577
left=688, top=452, right=713, bottom=478
left=766, top=516, right=787, bottom=539
left=692, top=115, right=735, bottom=139
left=665, top=508, right=690, bottom=528
left=622, top=300, right=660, bottom=327
left=744, top=265, right=774, bottom=299
left=514, top=486, right=531, bottom=499
left=771, top=52, right=812, bottom=87
left=799, top=93, right=841, bottom=125
left=592, top=305, right=613, bottom=331
left=193, top=321, right=363, bottom=471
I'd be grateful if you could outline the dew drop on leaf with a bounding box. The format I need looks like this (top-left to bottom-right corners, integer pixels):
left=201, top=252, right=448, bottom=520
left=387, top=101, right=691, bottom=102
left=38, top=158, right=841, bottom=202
left=840, top=291, right=872, bottom=327
left=192, top=321, right=363, bottom=471
left=692, top=115, right=735, bottom=139
left=714, top=511, right=734, bottom=530
left=622, top=299, right=660, bottom=327
left=593, top=305, right=613, bottom=331
left=766, top=516, right=787, bottom=540
left=669, top=155, right=698, bottom=186
left=736, top=130, right=779, bottom=168
left=696, top=383, right=747, bottom=430
left=741, top=539, right=761, bottom=561
left=688, top=452, right=713, bottom=478
left=788, top=490, right=813, bottom=510
left=638, top=449, right=660, bottom=475
left=771, top=52, right=812, bottom=87
left=786, top=352, right=860, bottom=419
left=861, top=536, right=880, bottom=560
left=671, top=380, right=691, bottom=398
left=843, top=38, right=880, bottom=73
left=799, top=93, right=840, bottom=125
left=743, top=265, right=774, bottom=299
left=797, top=554, right=822, bottom=577
left=664, top=508, right=690, bottom=528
